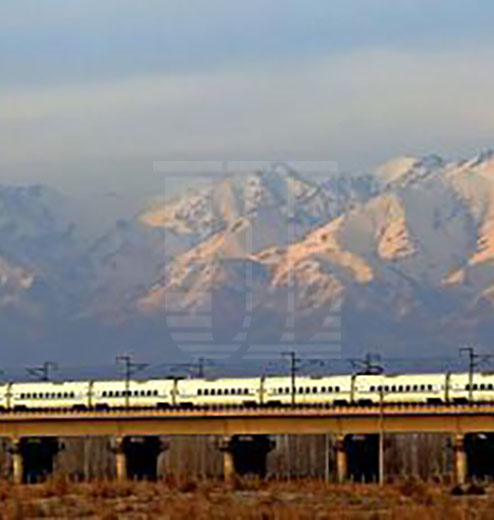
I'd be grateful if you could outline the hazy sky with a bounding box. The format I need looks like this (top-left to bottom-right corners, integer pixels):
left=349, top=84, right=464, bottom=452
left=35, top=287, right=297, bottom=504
left=1, top=0, right=494, bottom=220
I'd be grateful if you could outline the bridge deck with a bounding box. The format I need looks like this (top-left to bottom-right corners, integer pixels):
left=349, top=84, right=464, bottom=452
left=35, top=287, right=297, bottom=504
left=1, top=404, right=493, bottom=438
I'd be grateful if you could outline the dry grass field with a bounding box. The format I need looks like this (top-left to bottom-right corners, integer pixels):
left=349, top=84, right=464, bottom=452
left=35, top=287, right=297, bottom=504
left=0, top=477, right=491, bottom=520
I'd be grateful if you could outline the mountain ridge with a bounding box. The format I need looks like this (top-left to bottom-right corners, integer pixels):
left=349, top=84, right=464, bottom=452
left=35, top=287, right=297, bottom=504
left=0, top=151, right=493, bottom=363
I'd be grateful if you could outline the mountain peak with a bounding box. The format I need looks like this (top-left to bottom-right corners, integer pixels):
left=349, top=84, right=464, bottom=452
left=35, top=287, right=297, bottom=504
left=375, top=154, right=443, bottom=187
left=463, top=149, right=494, bottom=169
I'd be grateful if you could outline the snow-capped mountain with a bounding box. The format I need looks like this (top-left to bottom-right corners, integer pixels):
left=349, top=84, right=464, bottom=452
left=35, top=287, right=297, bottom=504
left=1, top=152, right=494, bottom=364
left=132, top=151, right=494, bottom=359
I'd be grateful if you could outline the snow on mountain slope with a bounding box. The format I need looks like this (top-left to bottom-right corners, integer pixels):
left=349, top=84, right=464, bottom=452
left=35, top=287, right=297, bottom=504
left=129, top=151, right=494, bottom=357
left=3, top=151, right=494, bottom=362
left=138, top=164, right=367, bottom=245
left=0, top=256, right=35, bottom=307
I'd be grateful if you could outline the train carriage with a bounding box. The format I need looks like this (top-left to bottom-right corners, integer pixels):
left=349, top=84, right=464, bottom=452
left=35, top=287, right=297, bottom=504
left=92, top=379, right=174, bottom=409
left=179, top=377, right=261, bottom=407
left=263, top=375, right=353, bottom=406
left=354, top=373, right=446, bottom=404
left=448, top=372, right=494, bottom=404
left=10, top=381, right=89, bottom=410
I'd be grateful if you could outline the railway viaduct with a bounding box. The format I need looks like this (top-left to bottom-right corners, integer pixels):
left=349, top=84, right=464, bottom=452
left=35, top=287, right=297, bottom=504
left=2, top=404, right=494, bottom=484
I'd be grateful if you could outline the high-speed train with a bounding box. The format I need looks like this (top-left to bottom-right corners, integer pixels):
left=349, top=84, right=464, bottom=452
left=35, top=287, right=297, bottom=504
left=0, top=371, right=492, bottom=411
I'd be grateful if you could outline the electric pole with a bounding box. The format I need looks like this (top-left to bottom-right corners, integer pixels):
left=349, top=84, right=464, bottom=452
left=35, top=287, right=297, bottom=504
left=459, top=346, right=494, bottom=403
left=116, top=355, right=148, bottom=409
left=460, top=346, right=480, bottom=403
left=26, top=362, right=58, bottom=382
left=350, top=352, right=384, bottom=375
left=282, top=351, right=301, bottom=406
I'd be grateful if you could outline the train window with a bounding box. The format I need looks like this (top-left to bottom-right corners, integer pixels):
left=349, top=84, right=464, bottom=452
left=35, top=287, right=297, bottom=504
left=489, top=385, right=494, bottom=391
left=428, top=385, right=433, bottom=391
left=398, top=386, right=403, bottom=392
left=20, top=393, right=25, bottom=399
left=370, top=386, right=375, bottom=392
left=473, top=384, right=478, bottom=391
left=313, top=387, right=318, bottom=393
left=57, top=393, right=62, bottom=398
left=198, top=389, right=202, bottom=396
left=391, top=386, right=396, bottom=392
left=211, top=389, right=216, bottom=396
left=102, top=391, right=107, bottom=397
left=321, top=386, right=326, bottom=393
left=465, top=384, right=470, bottom=390
left=377, top=386, right=382, bottom=392
left=204, top=389, right=209, bottom=396
left=335, top=386, right=340, bottom=392
left=147, top=390, right=152, bottom=396
left=480, top=384, right=486, bottom=390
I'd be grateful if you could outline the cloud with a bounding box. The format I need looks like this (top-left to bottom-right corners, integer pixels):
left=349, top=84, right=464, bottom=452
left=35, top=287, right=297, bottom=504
left=1, top=46, right=494, bottom=168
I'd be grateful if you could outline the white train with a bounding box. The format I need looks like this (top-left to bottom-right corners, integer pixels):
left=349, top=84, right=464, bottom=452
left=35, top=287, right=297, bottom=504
left=0, top=371, right=492, bottom=411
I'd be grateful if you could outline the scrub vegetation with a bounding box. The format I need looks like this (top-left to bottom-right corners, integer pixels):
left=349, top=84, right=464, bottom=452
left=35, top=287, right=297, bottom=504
left=0, top=477, right=492, bottom=519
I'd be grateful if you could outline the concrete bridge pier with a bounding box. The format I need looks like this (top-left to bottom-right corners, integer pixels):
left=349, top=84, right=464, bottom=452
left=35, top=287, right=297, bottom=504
left=112, top=436, right=168, bottom=481
left=113, top=436, right=127, bottom=481
left=453, top=434, right=467, bottom=485
left=9, top=437, right=62, bottom=484
left=10, top=439, right=23, bottom=485
left=219, top=435, right=275, bottom=483
left=335, top=435, right=348, bottom=483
